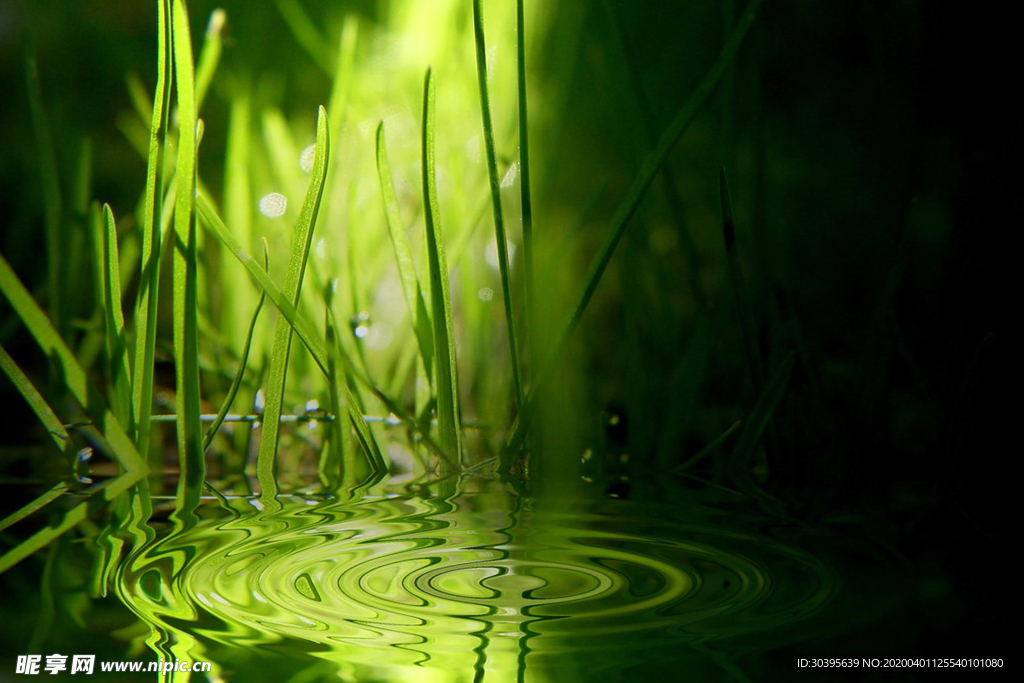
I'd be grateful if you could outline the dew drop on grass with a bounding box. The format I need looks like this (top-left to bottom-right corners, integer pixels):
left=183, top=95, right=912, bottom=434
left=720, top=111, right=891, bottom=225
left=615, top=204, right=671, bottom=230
left=299, top=144, right=316, bottom=173
left=258, top=192, right=287, bottom=218
left=315, top=238, right=326, bottom=260
left=254, top=389, right=266, bottom=412
left=478, top=287, right=494, bottom=302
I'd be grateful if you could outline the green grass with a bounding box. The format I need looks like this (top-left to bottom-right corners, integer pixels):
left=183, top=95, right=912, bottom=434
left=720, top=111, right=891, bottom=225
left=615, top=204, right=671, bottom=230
left=0, top=0, right=788, bottom=571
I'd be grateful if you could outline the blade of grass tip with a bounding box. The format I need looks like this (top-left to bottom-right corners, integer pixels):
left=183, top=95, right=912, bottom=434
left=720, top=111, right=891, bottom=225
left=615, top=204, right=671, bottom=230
left=195, top=8, right=226, bottom=111
left=0, top=253, right=146, bottom=477
left=171, top=0, right=204, bottom=511
left=133, top=0, right=169, bottom=456
left=473, top=0, right=523, bottom=409
left=720, top=167, right=764, bottom=395
left=516, top=0, right=536, bottom=372
left=327, top=15, right=359, bottom=134
left=421, top=68, right=463, bottom=465
left=376, top=121, right=433, bottom=382
left=196, top=194, right=385, bottom=466
left=503, top=0, right=764, bottom=458
left=0, top=344, right=70, bottom=455
left=103, top=205, right=135, bottom=434
left=24, top=39, right=64, bottom=334
left=256, top=105, right=330, bottom=497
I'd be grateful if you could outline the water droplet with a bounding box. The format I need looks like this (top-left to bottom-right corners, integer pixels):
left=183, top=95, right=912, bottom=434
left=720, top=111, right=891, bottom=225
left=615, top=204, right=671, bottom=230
left=478, top=287, right=494, bottom=302
left=254, top=389, right=266, bottom=411
left=299, top=144, right=316, bottom=173
left=305, top=399, right=320, bottom=413
left=258, top=192, right=287, bottom=218
left=315, top=238, right=326, bottom=260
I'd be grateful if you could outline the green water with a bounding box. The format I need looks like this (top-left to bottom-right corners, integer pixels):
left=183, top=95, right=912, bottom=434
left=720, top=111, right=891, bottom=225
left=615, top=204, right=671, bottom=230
left=113, top=487, right=841, bottom=682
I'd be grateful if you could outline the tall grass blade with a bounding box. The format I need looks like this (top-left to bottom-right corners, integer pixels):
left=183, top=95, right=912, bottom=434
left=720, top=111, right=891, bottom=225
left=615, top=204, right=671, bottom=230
left=473, top=0, right=523, bottom=408
left=24, top=40, right=63, bottom=333
left=327, top=15, right=359, bottom=134
left=375, top=121, right=433, bottom=381
left=132, top=0, right=172, bottom=459
left=195, top=9, right=226, bottom=111
left=516, top=0, right=536, bottom=371
left=256, top=106, right=330, bottom=497
left=170, top=0, right=204, bottom=510
left=720, top=168, right=764, bottom=394
left=503, top=0, right=764, bottom=457
left=0, top=344, right=71, bottom=455
left=102, top=205, right=134, bottom=433
left=421, top=68, right=463, bottom=465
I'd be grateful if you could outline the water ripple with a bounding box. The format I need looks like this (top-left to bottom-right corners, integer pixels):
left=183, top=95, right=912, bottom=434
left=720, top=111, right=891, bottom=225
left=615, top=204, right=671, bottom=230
left=117, top=493, right=836, bottom=679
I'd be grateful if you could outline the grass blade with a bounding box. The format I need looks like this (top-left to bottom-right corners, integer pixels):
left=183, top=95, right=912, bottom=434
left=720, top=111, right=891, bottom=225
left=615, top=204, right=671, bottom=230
left=102, top=205, right=135, bottom=433
left=421, top=68, right=463, bottom=465
left=24, top=40, right=64, bottom=333
left=0, top=483, right=70, bottom=534
left=195, top=9, right=226, bottom=111
left=473, top=0, right=523, bottom=409
left=321, top=290, right=348, bottom=493
left=256, top=106, right=330, bottom=497
left=0, top=469, right=145, bottom=575
left=503, top=0, right=764, bottom=457
left=0, top=253, right=146, bottom=476
left=375, top=121, right=433, bottom=381
left=170, top=0, right=204, bottom=509
left=516, top=0, right=536, bottom=369
left=327, top=15, right=359, bottom=134
left=0, top=344, right=70, bottom=455
left=132, top=0, right=171, bottom=459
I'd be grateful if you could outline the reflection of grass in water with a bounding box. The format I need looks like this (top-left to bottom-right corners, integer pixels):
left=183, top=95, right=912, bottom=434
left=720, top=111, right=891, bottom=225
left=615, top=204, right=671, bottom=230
left=114, top=491, right=835, bottom=682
